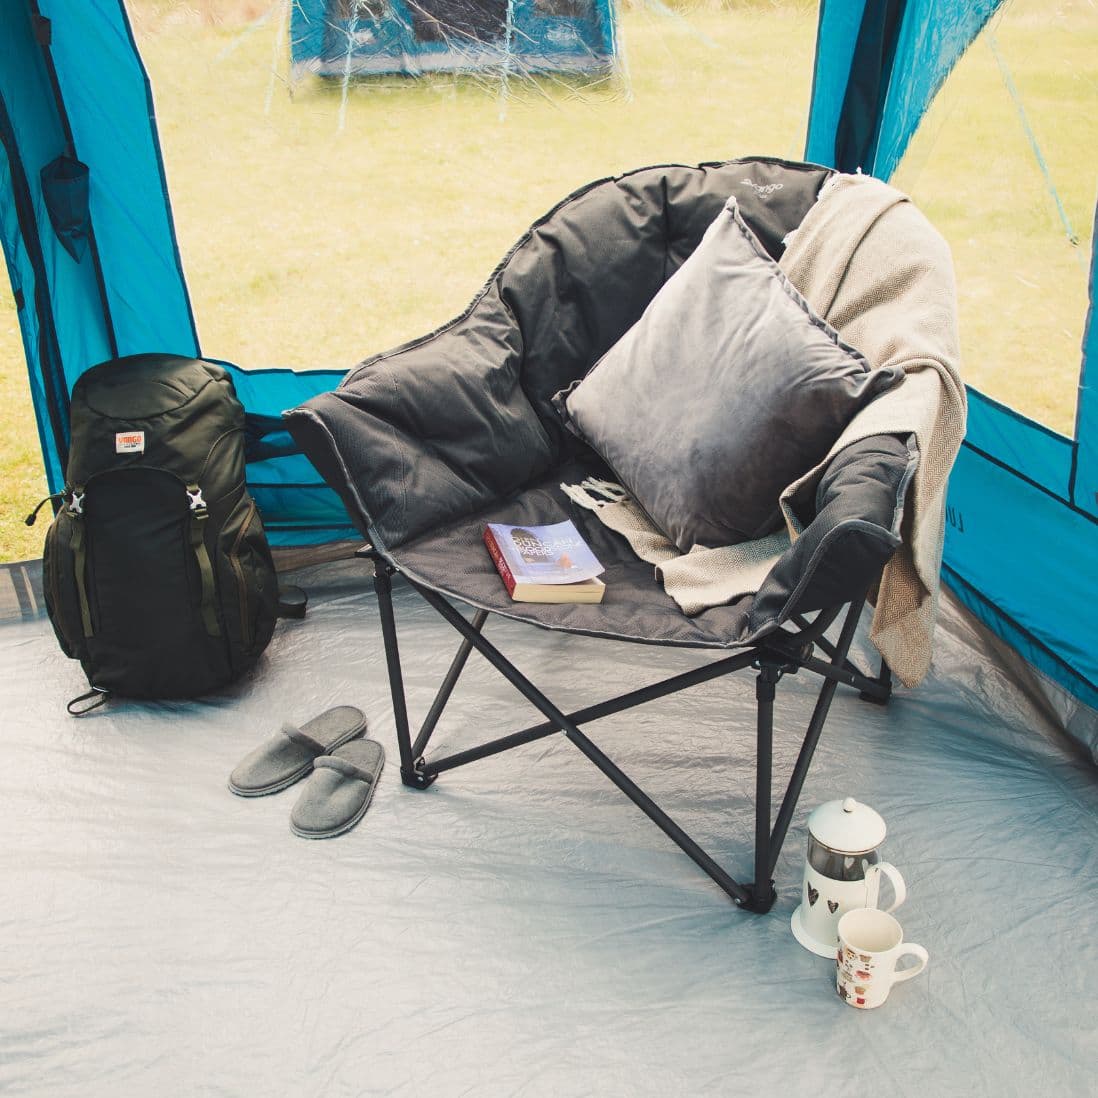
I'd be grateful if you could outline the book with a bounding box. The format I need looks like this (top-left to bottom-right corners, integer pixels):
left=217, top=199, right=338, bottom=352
left=483, top=520, right=606, bottom=604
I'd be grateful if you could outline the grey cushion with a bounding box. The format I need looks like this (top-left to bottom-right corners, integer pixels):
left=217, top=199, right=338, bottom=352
left=552, top=197, right=904, bottom=552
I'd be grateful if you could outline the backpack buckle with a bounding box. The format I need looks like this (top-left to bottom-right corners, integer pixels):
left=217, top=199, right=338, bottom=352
left=68, top=488, right=85, bottom=516
left=186, top=485, right=208, bottom=518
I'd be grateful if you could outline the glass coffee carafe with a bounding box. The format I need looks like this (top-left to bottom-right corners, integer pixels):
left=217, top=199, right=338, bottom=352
left=807, top=836, right=881, bottom=881
left=791, top=797, right=906, bottom=957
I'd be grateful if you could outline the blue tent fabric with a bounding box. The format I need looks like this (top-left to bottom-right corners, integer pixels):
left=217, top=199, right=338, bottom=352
left=832, top=0, right=904, bottom=173
left=218, top=362, right=359, bottom=542
left=809, top=0, right=1098, bottom=717
left=41, top=0, right=199, bottom=364
left=804, top=0, right=869, bottom=172
left=0, top=91, right=67, bottom=491
left=947, top=391, right=1098, bottom=713
left=0, top=1, right=354, bottom=543
left=0, top=3, right=117, bottom=485
left=0, top=0, right=194, bottom=490
left=807, top=0, right=1006, bottom=179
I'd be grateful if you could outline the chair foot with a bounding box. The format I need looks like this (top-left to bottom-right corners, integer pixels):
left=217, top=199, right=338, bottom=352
left=401, top=758, right=437, bottom=790
left=736, top=881, right=778, bottom=914
left=858, top=688, right=891, bottom=706
left=858, top=659, right=892, bottom=706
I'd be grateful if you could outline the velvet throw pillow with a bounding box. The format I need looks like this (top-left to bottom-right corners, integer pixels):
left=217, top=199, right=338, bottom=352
left=552, top=197, right=903, bottom=552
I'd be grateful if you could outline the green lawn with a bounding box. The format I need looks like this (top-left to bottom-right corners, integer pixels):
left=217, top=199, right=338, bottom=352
left=1, top=0, right=1094, bottom=561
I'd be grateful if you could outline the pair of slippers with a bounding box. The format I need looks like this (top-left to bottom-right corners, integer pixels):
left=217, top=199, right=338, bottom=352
left=228, top=705, right=384, bottom=839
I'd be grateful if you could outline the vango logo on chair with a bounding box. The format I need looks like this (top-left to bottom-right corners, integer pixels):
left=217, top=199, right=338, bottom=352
left=739, top=178, right=784, bottom=199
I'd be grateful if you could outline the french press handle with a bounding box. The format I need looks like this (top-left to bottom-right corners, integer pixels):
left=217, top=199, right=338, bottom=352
left=868, top=861, right=906, bottom=913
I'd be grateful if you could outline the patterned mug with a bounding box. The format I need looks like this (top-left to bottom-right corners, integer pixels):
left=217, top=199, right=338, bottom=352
left=836, top=908, right=929, bottom=1009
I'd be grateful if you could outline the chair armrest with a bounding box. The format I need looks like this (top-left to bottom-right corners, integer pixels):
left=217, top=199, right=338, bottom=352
left=749, top=434, right=917, bottom=631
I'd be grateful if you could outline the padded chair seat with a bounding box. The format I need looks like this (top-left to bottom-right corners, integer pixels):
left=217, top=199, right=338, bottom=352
left=389, top=425, right=914, bottom=650
left=390, top=457, right=756, bottom=649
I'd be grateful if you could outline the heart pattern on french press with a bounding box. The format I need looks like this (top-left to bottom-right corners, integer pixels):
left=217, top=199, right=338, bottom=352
left=808, top=885, right=819, bottom=906
left=828, top=900, right=839, bottom=914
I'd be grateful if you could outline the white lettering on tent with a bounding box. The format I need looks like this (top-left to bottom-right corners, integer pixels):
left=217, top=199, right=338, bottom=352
left=115, top=431, right=145, bottom=454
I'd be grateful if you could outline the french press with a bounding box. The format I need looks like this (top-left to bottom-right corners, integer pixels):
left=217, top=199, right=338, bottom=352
left=791, top=797, right=906, bottom=957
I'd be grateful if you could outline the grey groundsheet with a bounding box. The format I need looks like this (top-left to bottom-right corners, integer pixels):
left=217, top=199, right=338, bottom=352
left=2, top=558, right=1095, bottom=1097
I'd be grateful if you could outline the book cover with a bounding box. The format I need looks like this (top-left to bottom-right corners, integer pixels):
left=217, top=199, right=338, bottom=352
left=483, top=520, right=605, bottom=603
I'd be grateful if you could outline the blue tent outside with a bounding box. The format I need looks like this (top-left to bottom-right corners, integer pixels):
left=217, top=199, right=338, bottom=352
left=0, top=0, right=1094, bottom=709
left=290, top=0, right=618, bottom=78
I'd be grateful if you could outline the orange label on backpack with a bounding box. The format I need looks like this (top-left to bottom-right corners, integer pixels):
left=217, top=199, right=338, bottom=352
left=115, top=431, right=145, bottom=453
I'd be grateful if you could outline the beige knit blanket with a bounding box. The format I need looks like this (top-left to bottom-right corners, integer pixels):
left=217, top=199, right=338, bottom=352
left=564, top=174, right=966, bottom=687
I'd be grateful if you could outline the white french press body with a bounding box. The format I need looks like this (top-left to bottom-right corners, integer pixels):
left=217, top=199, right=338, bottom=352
left=791, top=797, right=906, bottom=957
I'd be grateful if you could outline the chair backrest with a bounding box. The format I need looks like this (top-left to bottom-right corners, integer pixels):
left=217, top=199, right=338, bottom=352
left=288, top=158, right=833, bottom=549
left=498, top=158, right=833, bottom=453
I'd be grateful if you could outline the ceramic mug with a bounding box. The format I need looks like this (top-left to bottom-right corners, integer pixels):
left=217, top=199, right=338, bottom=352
left=835, top=908, right=928, bottom=1010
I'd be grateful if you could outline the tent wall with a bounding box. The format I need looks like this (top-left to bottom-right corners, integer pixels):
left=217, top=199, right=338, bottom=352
left=219, top=363, right=359, bottom=544
left=0, top=89, right=67, bottom=490
left=806, top=0, right=1005, bottom=179
left=0, top=0, right=196, bottom=490
left=0, top=2, right=118, bottom=488
left=807, top=0, right=1098, bottom=715
left=0, top=0, right=355, bottom=544
left=41, top=0, right=200, bottom=367
left=945, top=391, right=1098, bottom=713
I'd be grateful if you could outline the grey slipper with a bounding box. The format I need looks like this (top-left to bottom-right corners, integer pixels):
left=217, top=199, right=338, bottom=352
left=228, top=706, right=367, bottom=797
left=289, top=739, right=385, bottom=840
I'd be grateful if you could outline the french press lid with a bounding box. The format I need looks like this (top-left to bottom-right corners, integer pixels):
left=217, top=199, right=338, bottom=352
left=807, top=797, right=886, bottom=855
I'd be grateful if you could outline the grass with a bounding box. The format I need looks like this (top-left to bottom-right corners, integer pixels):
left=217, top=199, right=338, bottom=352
left=1, top=0, right=1094, bottom=561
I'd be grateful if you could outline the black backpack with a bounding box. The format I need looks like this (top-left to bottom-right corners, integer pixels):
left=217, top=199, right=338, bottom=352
left=37, top=354, right=280, bottom=708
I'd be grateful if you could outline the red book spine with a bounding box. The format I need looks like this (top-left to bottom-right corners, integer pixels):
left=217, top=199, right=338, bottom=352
left=483, top=527, right=517, bottom=597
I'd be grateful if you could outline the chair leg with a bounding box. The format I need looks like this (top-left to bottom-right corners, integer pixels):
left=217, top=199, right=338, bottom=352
left=378, top=571, right=876, bottom=911
left=767, top=595, right=866, bottom=878
left=372, top=561, right=435, bottom=789
left=407, top=578, right=757, bottom=905
left=745, top=660, right=782, bottom=913
left=412, top=609, right=488, bottom=760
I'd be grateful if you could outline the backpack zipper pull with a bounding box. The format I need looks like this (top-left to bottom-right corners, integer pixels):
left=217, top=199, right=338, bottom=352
left=25, top=491, right=65, bottom=526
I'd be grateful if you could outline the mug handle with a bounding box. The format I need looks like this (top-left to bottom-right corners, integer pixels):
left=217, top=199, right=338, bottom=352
left=891, top=943, right=929, bottom=983
left=872, top=862, right=907, bottom=913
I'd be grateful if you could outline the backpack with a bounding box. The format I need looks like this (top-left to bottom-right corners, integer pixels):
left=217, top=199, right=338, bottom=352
left=38, top=354, right=280, bottom=708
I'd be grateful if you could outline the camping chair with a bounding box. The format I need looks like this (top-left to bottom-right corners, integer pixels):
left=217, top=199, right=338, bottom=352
left=286, top=157, right=916, bottom=912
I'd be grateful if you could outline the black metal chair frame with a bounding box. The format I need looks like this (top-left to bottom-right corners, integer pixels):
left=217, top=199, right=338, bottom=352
left=363, top=546, right=892, bottom=914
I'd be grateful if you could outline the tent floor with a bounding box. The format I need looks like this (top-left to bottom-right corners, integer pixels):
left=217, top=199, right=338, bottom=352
left=3, top=557, right=1096, bottom=1096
